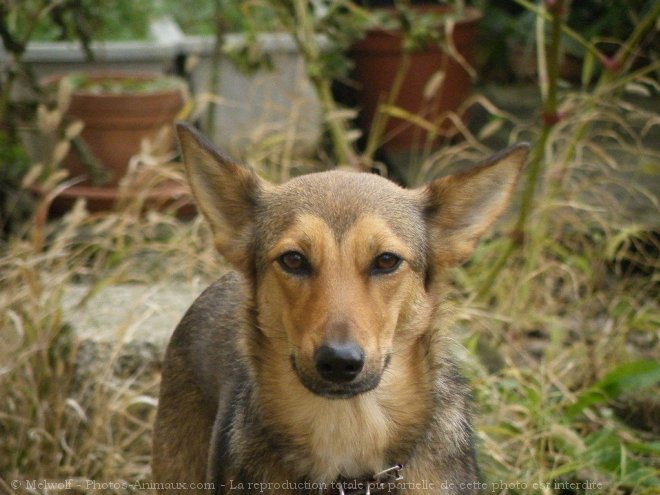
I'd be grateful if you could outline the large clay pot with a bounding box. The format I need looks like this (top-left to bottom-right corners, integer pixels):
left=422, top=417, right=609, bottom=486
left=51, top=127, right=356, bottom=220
left=60, top=72, right=185, bottom=186
left=40, top=72, right=192, bottom=214
left=350, top=6, right=481, bottom=151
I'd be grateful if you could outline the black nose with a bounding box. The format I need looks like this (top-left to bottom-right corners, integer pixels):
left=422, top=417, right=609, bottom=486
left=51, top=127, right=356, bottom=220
left=314, top=343, right=365, bottom=383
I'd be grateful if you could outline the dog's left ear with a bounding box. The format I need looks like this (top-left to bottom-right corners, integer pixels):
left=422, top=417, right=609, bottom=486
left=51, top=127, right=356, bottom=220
left=421, top=144, right=530, bottom=268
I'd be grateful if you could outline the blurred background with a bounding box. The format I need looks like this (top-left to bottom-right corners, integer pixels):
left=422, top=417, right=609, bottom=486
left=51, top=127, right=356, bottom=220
left=0, top=1, right=658, bottom=493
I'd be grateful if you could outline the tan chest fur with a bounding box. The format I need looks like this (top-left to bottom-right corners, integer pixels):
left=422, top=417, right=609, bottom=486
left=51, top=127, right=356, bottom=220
left=300, top=393, right=391, bottom=480
left=260, top=347, right=433, bottom=482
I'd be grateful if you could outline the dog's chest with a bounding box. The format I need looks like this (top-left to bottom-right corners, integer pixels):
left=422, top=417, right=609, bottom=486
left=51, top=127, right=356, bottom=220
left=300, top=395, right=391, bottom=480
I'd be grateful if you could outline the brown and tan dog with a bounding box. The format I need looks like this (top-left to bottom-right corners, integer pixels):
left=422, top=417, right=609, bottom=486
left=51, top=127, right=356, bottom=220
left=152, top=122, right=528, bottom=494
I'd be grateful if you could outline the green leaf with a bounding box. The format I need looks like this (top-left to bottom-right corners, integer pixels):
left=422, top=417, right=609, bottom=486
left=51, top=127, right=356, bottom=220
left=597, top=360, right=660, bottom=397
left=584, top=428, right=660, bottom=486
left=566, top=360, right=660, bottom=418
left=581, top=49, right=595, bottom=87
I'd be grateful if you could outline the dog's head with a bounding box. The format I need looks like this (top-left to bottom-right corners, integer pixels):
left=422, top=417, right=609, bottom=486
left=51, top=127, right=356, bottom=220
left=177, top=123, right=528, bottom=399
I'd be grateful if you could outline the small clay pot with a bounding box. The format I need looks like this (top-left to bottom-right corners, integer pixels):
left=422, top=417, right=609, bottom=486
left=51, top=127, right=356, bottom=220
left=350, top=6, right=482, bottom=151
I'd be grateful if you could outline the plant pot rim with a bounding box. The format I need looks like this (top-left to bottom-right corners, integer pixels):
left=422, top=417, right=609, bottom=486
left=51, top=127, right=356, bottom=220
left=351, top=5, right=481, bottom=50
left=369, top=4, right=482, bottom=27
left=350, top=5, right=483, bottom=55
left=42, top=71, right=187, bottom=98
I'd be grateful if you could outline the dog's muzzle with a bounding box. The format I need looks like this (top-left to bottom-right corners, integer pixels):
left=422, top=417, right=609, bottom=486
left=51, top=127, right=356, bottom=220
left=290, top=345, right=387, bottom=399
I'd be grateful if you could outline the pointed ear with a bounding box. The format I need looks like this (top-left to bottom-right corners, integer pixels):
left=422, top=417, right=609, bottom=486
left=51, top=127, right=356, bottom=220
left=176, top=122, right=264, bottom=270
left=422, top=144, right=530, bottom=268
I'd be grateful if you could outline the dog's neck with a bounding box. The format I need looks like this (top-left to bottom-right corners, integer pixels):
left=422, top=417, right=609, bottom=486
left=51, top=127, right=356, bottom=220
left=246, top=327, right=437, bottom=483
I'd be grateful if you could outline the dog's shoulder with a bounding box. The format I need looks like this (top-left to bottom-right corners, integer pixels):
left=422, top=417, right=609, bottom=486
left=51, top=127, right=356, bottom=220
left=170, top=271, right=246, bottom=341
left=166, top=271, right=250, bottom=403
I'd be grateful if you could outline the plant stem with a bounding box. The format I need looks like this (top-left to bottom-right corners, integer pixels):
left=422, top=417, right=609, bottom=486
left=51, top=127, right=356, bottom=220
left=516, top=0, right=563, bottom=231
left=513, top=0, right=602, bottom=64
left=316, top=77, right=359, bottom=167
left=279, top=0, right=358, bottom=167
left=301, top=14, right=358, bottom=168
left=0, top=21, right=26, bottom=135
left=364, top=52, right=411, bottom=161
left=612, top=2, right=660, bottom=73
left=477, top=0, right=566, bottom=299
left=70, top=137, right=110, bottom=185
left=547, top=5, right=660, bottom=200
left=478, top=0, right=659, bottom=300
left=205, top=0, right=225, bottom=136
left=0, top=1, right=63, bottom=133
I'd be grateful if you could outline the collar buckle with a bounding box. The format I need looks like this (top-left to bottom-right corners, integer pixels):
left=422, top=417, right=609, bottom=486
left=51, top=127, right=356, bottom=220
left=373, top=463, right=404, bottom=483
left=332, top=464, right=404, bottom=495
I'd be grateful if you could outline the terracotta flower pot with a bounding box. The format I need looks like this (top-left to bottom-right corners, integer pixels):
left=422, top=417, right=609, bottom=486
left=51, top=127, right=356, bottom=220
left=350, top=6, right=482, bottom=151
left=39, top=72, right=192, bottom=214
left=60, top=72, right=185, bottom=186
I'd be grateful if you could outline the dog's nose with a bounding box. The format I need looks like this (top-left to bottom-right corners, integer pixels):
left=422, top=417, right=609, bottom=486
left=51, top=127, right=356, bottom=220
left=314, top=343, right=365, bottom=383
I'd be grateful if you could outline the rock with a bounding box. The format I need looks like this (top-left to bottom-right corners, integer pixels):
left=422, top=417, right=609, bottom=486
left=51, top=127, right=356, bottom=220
left=63, top=281, right=205, bottom=379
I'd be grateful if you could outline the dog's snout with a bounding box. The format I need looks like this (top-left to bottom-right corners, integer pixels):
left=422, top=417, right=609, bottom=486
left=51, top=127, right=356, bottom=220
left=314, top=343, right=365, bottom=383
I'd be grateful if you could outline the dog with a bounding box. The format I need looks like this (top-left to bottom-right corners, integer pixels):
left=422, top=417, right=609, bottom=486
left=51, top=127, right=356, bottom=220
left=152, top=122, right=529, bottom=494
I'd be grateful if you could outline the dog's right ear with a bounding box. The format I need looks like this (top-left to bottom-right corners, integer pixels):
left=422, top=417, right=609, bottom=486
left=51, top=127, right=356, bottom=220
left=176, top=122, right=264, bottom=270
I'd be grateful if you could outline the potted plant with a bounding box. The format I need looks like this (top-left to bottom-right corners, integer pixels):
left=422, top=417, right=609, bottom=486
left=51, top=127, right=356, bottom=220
left=0, top=0, right=179, bottom=116
left=0, top=0, right=193, bottom=217
left=42, top=71, right=188, bottom=212
left=348, top=1, right=482, bottom=153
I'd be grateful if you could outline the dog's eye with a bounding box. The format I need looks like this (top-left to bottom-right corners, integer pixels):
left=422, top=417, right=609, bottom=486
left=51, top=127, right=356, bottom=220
left=371, top=252, right=402, bottom=275
left=278, top=251, right=311, bottom=275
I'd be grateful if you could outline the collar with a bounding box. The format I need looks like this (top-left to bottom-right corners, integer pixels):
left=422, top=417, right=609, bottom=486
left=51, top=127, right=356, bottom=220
left=323, top=464, right=404, bottom=495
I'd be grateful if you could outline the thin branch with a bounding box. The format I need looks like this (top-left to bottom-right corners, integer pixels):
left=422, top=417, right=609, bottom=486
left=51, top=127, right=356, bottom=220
left=478, top=0, right=566, bottom=299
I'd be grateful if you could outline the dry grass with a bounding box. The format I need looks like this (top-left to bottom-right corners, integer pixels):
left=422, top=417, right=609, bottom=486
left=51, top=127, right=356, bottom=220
left=1, top=81, right=658, bottom=495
